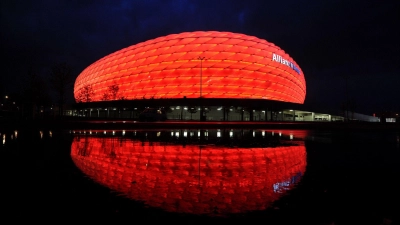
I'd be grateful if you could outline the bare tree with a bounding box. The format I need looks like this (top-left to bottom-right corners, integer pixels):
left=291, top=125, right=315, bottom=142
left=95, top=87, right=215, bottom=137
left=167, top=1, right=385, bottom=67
left=49, top=63, right=74, bottom=117
left=76, top=85, right=94, bottom=103
left=22, top=67, right=52, bottom=119
left=108, top=83, right=119, bottom=100
left=341, top=98, right=357, bottom=121
left=102, top=92, right=110, bottom=101
left=101, top=83, right=120, bottom=101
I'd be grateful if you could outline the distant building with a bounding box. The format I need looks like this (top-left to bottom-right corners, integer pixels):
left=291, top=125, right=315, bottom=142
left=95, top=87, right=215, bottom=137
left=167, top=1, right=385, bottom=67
left=342, top=111, right=380, bottom=122
left=374, top=111, right=399, bottom=123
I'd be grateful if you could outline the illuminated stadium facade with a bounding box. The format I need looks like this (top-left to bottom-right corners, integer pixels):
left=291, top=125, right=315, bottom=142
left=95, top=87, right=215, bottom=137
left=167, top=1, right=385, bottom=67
left=72, top=31, right=310, bottom=121
left=71, top=129, right=307, bottom=216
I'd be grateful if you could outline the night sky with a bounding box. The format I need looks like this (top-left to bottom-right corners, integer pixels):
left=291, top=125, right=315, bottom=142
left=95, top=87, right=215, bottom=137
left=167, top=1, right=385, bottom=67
left=1, top=0, right=399, bottom=115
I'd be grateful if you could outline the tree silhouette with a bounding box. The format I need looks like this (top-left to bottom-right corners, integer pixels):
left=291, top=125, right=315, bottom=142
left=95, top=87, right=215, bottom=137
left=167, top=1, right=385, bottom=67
left=101, top=83, right=120, bottom=101
left=342, top=99, right=357, bottom=121
left=101, top=92, right=110, bottom=101
left=108, top=83, right=119, bottom=100
left=49, top=63, right=74, bottom=117
left=76, top=85, right=94, bottom=103
left=22, top=67, right=52, bottom=119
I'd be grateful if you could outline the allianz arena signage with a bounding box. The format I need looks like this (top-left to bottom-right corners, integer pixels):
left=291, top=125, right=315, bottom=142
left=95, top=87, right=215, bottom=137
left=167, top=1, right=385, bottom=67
left=272, top=53, right=301, bottom=75
left=74, top=31, right=306, bottom=104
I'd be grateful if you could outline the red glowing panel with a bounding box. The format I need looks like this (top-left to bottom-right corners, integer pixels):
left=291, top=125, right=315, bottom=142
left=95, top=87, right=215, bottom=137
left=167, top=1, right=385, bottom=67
left=71, top=137, right=306, bottom=216
left=74, top=31, right=306, bottom=103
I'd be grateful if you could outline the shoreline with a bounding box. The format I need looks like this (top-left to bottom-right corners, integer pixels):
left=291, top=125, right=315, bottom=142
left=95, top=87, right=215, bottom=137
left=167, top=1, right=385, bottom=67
left=2, top=118, right=400, bottom=131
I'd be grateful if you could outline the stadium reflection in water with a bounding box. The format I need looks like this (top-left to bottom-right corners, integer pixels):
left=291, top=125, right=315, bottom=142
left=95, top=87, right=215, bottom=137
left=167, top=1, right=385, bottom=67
left=70, top=129, right=307, bottom=216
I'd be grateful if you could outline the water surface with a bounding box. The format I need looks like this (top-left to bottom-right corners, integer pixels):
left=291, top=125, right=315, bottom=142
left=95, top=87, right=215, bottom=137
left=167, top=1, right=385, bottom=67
left=1, top=127, right=398, bottom=224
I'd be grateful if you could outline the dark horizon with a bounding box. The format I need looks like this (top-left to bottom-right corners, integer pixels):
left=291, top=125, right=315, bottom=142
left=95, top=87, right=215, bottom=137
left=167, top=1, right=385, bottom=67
left=1, top=0, right=399, bottom=115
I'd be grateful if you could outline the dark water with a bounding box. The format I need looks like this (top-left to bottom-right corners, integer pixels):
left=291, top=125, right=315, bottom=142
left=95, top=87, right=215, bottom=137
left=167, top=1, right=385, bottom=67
left=1, top=127, right=399, bottom=224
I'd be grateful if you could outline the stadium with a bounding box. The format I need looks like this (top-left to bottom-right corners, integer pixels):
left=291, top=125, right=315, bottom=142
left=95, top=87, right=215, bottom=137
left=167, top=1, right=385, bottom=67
left=72, top=31, right=343, bottom=121
left=71, top=129, right=307, bottom=215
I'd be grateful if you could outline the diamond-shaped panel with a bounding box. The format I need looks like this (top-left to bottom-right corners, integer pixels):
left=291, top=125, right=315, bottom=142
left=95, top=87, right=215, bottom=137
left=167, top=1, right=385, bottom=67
left=74, top=31, right=306, bottom=103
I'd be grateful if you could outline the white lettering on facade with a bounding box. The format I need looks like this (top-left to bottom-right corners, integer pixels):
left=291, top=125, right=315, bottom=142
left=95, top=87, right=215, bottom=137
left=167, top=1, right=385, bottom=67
left=272, top=53, right=301, bottom=74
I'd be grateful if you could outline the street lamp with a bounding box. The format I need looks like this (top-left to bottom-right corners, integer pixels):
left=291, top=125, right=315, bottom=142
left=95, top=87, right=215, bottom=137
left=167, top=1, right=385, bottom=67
left=198, top=56, right=205, bottom=121
left=198, top=56, right=205, bottom=98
